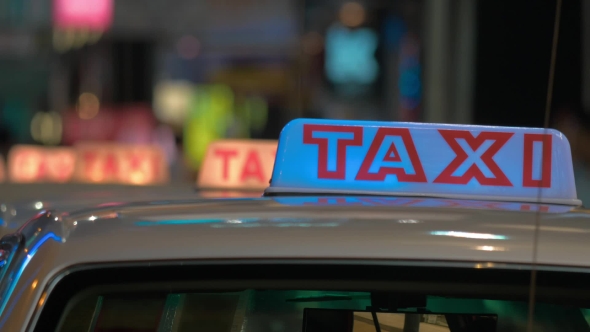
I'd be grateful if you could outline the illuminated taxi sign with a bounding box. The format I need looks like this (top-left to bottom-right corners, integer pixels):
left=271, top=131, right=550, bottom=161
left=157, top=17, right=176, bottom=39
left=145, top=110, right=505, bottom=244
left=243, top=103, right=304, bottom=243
left=73, top=143, right=169, bottom=185
left=267, top=119, right=580, bottom=205
left=198, top=140, right=277, bottom=190
left=7, top=145, right=76, bottom=183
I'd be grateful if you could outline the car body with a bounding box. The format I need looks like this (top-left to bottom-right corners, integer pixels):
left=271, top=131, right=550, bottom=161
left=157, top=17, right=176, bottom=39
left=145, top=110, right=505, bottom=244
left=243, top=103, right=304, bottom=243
left=0, top=184, right=199, bottom=237
left=0, top=196, right=589, bottom=331
left=1, top=119, right=589, bottom=332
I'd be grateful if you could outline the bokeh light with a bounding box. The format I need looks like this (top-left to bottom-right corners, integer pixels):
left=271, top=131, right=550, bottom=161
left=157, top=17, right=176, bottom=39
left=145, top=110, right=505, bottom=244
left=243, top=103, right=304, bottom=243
left=176, top=35, right=201, bottom=60
left=77, top=93, right=100, bottom=120
left=30, top=112, right=63, bottom=145
left=339, top=2, right=366, bottom=28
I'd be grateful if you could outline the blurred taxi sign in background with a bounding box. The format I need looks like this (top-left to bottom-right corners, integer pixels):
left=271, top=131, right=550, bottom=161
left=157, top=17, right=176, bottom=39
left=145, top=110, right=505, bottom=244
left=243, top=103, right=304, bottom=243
left=198, top=140, right=277, bottom=190
left=8, top=145, right=76, bottom=183
left=73, top=143, right=169, bottom=185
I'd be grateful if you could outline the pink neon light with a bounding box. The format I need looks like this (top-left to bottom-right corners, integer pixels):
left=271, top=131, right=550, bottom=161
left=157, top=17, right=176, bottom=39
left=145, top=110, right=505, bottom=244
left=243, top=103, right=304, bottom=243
left=53, top=0, right=113, bottom=30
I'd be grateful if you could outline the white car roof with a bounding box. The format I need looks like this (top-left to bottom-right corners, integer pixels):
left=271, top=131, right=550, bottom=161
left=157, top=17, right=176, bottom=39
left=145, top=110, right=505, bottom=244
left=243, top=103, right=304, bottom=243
left=2, top=196, right=590, bottom=331
left=19, top=197, right=590, bottom=268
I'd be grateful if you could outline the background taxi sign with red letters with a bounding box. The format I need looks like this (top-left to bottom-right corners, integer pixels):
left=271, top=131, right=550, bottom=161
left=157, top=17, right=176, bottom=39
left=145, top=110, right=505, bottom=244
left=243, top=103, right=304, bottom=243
left=198, top=140, right=277, bottom=190
left=267, top=119, right=580, bottom=205
left=7, top=145, right=76, bottom=183
left=73, top=143, right=169, bottom=185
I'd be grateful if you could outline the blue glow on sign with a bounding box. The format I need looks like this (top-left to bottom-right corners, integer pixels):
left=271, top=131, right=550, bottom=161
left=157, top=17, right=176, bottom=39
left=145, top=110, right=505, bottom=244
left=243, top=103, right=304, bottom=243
left=325, top=24, right=379, bottom=85
left=267, top=119, right=580, bottom=205
left=271, top=197, right=574, bottom=213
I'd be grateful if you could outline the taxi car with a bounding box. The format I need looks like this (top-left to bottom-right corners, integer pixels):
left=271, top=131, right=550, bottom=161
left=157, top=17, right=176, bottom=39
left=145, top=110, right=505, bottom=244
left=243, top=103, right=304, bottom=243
left=0, top=119, right=589, bottom=332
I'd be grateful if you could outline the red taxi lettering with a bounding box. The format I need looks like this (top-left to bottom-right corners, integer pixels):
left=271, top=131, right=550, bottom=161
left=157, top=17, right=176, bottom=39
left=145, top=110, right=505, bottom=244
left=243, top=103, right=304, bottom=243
left=303, top=124, right=363, bottom=179
left=83, top=151, right=98, bottom=177
left=520, top=204, right=550, bottom=212
left=103, top=153, right=118, bottom=178
left=434, top=130, right=514, bottom=186
left=214, top=149, right=238, bottom=180
left=36, top=159, right=48, bottom=180
left=356, top=128, right=427, bottom=182
left=302, top=198, right=363, bottom=206
left=523, top=134, right=552, bottom=188
left=128, top=152, right=143, bottom=172
left=52, top=153, right=74, bottom=181
left=240, top=150, right=265, bottom=182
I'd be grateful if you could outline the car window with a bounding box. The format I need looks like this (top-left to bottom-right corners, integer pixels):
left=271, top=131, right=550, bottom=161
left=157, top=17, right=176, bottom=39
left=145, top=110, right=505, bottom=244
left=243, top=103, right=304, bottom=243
left=54, top=289, right=590, bottom=332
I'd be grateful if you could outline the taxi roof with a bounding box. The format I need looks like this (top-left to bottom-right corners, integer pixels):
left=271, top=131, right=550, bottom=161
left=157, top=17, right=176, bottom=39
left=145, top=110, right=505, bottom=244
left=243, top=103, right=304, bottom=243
left=0, top=184, right=265, bottom=240
left=15, top=197, right=590, bottom=270
left=3, top=195, right=590, bottom=331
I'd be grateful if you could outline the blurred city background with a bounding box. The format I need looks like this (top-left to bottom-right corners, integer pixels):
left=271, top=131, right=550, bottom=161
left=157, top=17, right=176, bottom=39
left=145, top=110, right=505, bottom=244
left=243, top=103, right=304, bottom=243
left=0, top=0, right=589, bottom=201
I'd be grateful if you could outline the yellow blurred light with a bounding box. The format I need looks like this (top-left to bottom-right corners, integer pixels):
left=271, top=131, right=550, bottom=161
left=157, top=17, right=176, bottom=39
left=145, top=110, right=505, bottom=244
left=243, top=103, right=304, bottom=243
left=77, top=93, right=100, bottom=120
left=153, top=80, right=194, bottom=126
left=30, top=113, right=42, bottom=142
left=129, top=171, right=147, bottom=185
left=339, top=2, right=366, bottom=28
left=31, top=112, right=62, bottom=145
left=53, top=29, right=73, bottom=53
left=31, top=280, right=38, bottom=290
left=184, top=84, right=234, bottom=169
left=72, top=28, right=89, bottom=49
left=37, top=292, right=47, bottom=307
left=53, top=28, right=102, bottom=52
left=87, top=31, right=103, bottom=45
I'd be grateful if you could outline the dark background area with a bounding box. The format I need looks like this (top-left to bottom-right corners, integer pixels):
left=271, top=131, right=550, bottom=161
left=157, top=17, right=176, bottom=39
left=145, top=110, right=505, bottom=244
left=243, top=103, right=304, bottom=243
left=475, top=0, right=582, bottom=127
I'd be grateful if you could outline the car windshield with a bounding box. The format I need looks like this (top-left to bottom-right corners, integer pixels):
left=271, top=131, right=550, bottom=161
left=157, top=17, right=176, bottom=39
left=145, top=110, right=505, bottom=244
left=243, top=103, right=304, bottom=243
left=30, top=264, right=590, bottom=332
left=55, top=290, right=590, bottom=332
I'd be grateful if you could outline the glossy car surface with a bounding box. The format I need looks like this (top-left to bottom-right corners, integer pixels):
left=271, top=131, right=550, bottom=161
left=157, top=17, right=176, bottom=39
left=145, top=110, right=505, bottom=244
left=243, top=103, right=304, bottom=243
left=0, top=196, right=588, bottom=330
